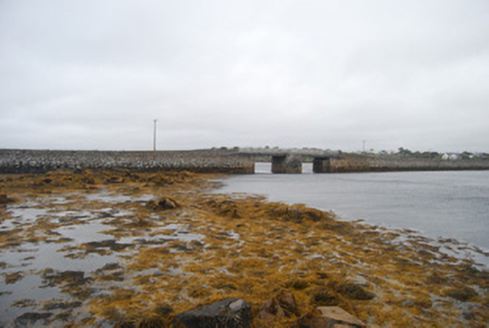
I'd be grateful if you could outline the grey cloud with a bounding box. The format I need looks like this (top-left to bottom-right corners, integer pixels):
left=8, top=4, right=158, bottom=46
left=1, top=0, right=488, bottom=152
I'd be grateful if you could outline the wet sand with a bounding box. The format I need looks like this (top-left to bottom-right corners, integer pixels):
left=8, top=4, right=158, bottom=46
left=0, top=170, right=488, bottom=327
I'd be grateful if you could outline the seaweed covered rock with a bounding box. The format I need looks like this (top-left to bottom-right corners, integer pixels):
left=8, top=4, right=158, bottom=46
left=0, top=193, right=8, bottom=204
left=336, top=283, right=375, bottom=300
left=41, top=270, right=89, bottom=287
left=14, top=312, right=53, bottom=326
left=146, top=197, right=180, bottom=211
left=312, top=289, right=341, bottom=306
left=444, top=286, right=478, bottom=302
left=174, top=298, right=252, bottom=327
left=271, top=205, right=333, bottom=223
left=258, top=291, right=300, bottom=321
left=0, top=193, right=15, bottom=205
left=203, top=199, right=241, bottom=218
left=294, top=306, right=366, bottom=328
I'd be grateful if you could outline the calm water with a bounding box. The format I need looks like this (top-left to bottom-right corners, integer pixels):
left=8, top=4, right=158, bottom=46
left=218, top=163, right=489, bottom=255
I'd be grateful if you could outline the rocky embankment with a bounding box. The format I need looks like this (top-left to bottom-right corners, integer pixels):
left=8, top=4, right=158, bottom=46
left=0, top=170, right=488, bottom=327
left=0, top=149, right=254, bottom=174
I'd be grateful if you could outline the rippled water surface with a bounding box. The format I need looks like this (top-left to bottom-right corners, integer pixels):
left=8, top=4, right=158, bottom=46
left=219, top=163, right=489, bottom=255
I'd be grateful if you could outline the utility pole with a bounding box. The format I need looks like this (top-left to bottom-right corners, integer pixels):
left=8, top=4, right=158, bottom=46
left=363, top=140, right=366, bottom=153
left=153, top=119, right=157, bottom=151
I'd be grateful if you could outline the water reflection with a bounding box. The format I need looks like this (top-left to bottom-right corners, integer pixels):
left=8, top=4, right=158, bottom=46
left=0, top=191, right=201, bottom=325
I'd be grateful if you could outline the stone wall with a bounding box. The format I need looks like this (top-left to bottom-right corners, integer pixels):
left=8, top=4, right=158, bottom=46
left=0, top=149, right=255, bottom=174
left=367, top=157, right=489, bottom=172
left=314, top=154, right=489, bottom=173
left=313, top=156, right=370, bottom=173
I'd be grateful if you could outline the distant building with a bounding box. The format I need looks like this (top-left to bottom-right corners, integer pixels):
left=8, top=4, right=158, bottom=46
left=441, top=153, right=459, bottom=160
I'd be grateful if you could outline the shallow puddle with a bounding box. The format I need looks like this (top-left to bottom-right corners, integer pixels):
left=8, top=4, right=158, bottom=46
left=0, top=188, right=218, bottom=326
left=84, top=191, right=153, bottom=204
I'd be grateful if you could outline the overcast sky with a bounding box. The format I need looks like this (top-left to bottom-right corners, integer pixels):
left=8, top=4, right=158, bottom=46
left=1, top=0, right=488, bottom=152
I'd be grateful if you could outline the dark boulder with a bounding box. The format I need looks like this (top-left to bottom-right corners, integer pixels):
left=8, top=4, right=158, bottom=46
left=174, top=298, right=252, bottom=328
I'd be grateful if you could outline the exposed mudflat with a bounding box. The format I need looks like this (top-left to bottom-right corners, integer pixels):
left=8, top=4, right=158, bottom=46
left=0, top=170, right=487, bottom=327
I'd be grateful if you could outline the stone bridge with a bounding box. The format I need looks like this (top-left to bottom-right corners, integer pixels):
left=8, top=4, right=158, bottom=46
left=269, top=154, right=362, bottom=173
left=1, top=149, right=488, bottom=174
left=269, top=155, right=347, bottom=173
left=269, top=153, right=489, bottom=173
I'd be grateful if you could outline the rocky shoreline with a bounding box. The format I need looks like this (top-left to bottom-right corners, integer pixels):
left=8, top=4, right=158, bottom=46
left=0, top=170, right=488, bottom=327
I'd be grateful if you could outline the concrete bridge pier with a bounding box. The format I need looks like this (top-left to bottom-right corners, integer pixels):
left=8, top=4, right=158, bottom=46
left=313, top=157, right=333, bottom=173
left=272, top=155, right=302, bottom=174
